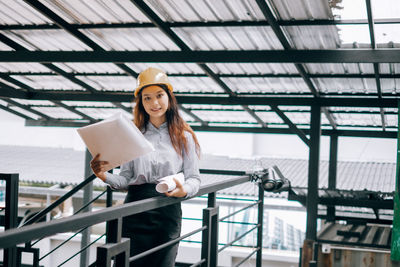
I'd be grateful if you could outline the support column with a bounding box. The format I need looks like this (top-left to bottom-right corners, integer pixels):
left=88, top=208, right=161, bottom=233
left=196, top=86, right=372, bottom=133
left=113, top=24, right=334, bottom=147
left=306, top=105, right=321, bottom=240
left=302, top=105, right=321, bottom=267
left=391, top=101, right=400, bottom=261
left=256, top=184, right=264, bottom=267
left=80, top=149, right=93, bottom=267
left=327, top=134, right=338, bottom=221
left=2, top=173, right=19, bottom=267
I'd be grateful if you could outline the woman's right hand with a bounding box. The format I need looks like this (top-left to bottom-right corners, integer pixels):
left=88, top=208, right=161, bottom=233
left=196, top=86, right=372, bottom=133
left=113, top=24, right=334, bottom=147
left=90, top=154, right=108, bottom=182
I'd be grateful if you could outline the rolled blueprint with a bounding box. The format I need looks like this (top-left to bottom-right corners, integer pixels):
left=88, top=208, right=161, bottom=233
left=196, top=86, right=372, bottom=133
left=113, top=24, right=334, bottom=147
left=156, top=173, right=185, bottom=193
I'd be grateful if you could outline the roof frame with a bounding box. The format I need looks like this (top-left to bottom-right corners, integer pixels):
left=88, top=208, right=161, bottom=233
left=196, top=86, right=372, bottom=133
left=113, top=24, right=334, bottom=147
left=1, top=18, right=400, bottom=31
left=366, top=0, right=386, bottom=131
left=2, top=50, right=400, bottom=63
left=23, top=0, right=139, bottom=79
left=130, top=0, right=267, bottom=129
left=4, top=71, right=400, bottom=79
left=255, top=0, right=337, bottom=132
left=24, top=119, right=397, bottom=138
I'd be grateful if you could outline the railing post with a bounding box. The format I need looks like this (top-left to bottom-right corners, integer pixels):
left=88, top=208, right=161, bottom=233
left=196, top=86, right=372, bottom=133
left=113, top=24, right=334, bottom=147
left=96, top=238, right=130, bottom=267
left=207, top=192, right=216, bottom=208
left=2, top=173, right=19, bottom=267
left=256, top=183, right=264, bottom=267
left=201, top=206, right=219, bottom=267
left=80, top=149, right=93, bottom=267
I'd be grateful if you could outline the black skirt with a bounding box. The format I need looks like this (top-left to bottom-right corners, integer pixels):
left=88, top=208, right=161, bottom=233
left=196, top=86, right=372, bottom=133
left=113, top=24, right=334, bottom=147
left=122, top=183, right=182, bottom=267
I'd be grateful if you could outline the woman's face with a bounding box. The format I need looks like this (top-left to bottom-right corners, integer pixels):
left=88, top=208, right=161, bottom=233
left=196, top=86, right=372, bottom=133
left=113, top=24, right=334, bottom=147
left=141, top=85, right=169, bottom=123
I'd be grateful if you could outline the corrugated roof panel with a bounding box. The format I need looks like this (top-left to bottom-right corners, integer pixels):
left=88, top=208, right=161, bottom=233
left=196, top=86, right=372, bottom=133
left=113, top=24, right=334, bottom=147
left=0, top=1, right=52, bottom=25
left=254, top=111, right=284, bottom=124
left=6, top=106, right=40, bottom=119
left=329, top=107, right=381, bottom=113
left=126, top=63, right=203, bottom=74
left=386, top=114, right=398, bottom=127
left=269, top=0, right=333, bottom=20
left=75, top=107, right=127, bottom=120
left=333, top=113, right=384, bottom=127
left=0, top=63, right=51, bottom=72
left=0, top=41, right=13, bottom=50
left=279, top=106, right=311, bottom=111
left=0, top=78, right=20, bottom=89
left=313, top=78, right=377, bottom=94
left=81, top=28, right=180, bottom=51
left=305, top=63, right=374, bottom=74
left=4, top=30, right=91, bottom=51
left=146, top=0, right=265, bottom=22
left=208, top=63, right=298, bottom=74
left=41, top=0, right=150, bottom=24
left=32, top=106, right=82, bottom=119
left=284, top=26, right=340, bottom=49
left=174, top=26, right=284, bottom=50
left=222, top=77, right=310, bottom=94
left=52, top=63, right=124, bottom=74
left=12, top=99, right=53, bottom=106
left=61, top=101, right=117, bottom=108
left=284, top=112, right=310, bottom=125
left=76, top=75, right=136, bottom=91
left=182, top=104, right=243, bottom=111
left=381, top=78, right=400, bottom=94
left=380, top=63, right=400, bottom=74
left=192, top=110, right=257, bottom=123
left=207, top=122, right=260, bottom=128
left=168, top=76, right=224, bottom=93
left=11, top=75, right=85, bottom=90
left=179, top=109, right=193, bottom=122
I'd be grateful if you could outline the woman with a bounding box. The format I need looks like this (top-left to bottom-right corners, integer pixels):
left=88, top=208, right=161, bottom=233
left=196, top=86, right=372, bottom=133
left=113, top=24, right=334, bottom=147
left=90, top=67, right=201, bottom=266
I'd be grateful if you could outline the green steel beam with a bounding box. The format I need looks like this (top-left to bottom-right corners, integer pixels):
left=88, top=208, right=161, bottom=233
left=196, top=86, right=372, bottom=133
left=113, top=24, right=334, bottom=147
left=1, top=50, right=400, bottom=63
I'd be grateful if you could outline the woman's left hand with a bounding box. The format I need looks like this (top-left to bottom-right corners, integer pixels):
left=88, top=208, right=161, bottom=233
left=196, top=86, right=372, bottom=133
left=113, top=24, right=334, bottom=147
left=165, top=178, right=187, bottom=198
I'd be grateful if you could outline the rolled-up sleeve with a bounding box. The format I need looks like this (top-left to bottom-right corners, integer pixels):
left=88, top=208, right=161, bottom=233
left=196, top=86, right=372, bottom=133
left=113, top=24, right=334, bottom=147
left=105, top=161, right=134, bottom=190
left=182, top=132, right=201, bottom=198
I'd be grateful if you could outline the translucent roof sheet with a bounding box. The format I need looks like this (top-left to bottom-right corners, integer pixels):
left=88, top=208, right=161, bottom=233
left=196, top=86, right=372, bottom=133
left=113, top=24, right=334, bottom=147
left=208, top=63, right=298, bottom=75
left=81, top=28, right=180, bottom=51
left=305, top=63, right=374, bottom=75
left=41, top=0, right=150, bottom=24
left=11, top=75, right=85, bottom=90
left=0, top=0, right=396, bottom=135
left=76, top=75, right=136, bottom=91
left=175, top=26, right=284, bottom=50
left=313, top=78, right=377, bottom=94
left=53, top=63, right=124, bottom=74
left=222, top=77, right=310, bottom=94
left=0, top=1, right=52, bottom=25
left=147, top=0, right=265, bottom=22
left=5, top=30, right=91, bottom=51
left=284, top=26, right=340, bottom=49
left=270, top=0, right=332, bottom=20
left=0, top=63, right=51, bottom=72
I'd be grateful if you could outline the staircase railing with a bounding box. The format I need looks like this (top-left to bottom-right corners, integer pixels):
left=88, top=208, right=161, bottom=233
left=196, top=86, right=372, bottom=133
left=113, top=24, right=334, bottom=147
left=0, top=170, right=265, bottom=267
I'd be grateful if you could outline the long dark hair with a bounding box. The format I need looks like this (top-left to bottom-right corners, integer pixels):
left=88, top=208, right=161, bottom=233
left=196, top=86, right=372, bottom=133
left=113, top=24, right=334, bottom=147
left=133, top=85, right=200, bottom=157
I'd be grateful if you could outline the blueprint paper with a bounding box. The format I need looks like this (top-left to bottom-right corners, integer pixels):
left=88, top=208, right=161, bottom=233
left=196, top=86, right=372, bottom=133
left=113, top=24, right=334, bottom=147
left=156, top=173, right=185, bottom=193
left=77, top=113, right=154, bottom=172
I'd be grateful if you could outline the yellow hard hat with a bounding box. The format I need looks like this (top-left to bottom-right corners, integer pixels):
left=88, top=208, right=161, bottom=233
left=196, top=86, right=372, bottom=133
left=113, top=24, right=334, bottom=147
left=134, top=67, right=173, bottom=97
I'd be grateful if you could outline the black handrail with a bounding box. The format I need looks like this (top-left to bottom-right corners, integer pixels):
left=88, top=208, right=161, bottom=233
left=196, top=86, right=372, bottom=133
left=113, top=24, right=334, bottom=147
left=20, top=174, right=97, bottom=227
left=20, top=169, right=245, bottom=227
left=0, top=175, right=250, bottom=248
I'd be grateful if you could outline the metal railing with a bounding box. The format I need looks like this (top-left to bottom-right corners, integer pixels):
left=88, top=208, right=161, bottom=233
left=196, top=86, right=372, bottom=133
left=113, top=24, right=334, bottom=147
left=0, top=170, right=264, bottom=267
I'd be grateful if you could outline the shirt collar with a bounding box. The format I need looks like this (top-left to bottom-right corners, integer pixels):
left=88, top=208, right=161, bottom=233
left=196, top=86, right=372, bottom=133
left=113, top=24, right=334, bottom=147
left=147, top=121, right=168, bottom=131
